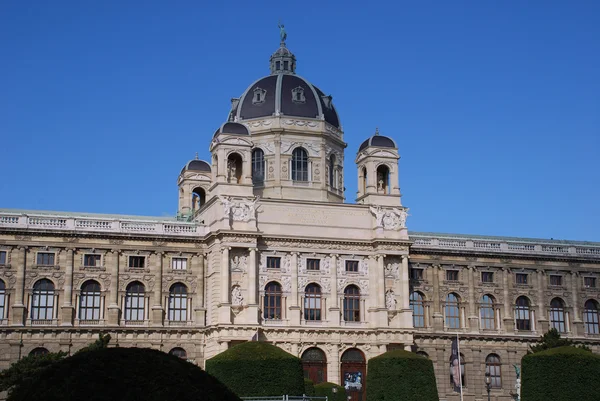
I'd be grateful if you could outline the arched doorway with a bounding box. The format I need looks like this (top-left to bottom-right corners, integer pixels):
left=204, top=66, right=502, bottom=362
left=341, top=348, right=366, bottom=401
left=301, top=347, right=327, bottom=384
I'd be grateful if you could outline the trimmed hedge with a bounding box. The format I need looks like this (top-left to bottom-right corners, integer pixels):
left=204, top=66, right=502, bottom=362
left=366, top=349, right=438, bottom=401
left=205, top=342, right=304, bottom=397
left=521, top=346, right=600, bottom=401
left=314, top=382, right=347, bottom=401
left=7, top=347, right=240, bottom=401
left=304, top=379, right=315, bottom=396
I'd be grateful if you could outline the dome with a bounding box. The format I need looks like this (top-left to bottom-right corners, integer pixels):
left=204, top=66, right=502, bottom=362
left=180, top=158, right=211, bottom=175
left=358, top=129, right=397, bottom=151
left=213, top=122, right=249, bottom=138
left=228, top=43, right=341, bottom=129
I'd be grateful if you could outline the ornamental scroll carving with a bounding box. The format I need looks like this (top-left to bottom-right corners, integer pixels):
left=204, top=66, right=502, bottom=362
left=369, top=206, right=409, bottom=231
left=219, top=196, right=260, bottom=222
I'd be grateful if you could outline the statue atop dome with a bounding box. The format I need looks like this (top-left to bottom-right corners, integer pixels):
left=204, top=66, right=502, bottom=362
left=278, top=21, right=287, bottom=44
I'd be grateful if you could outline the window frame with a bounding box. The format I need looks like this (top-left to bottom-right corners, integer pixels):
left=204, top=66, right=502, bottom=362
left=306, top=258, right=320, bottom=271
left=410, top=268, right=424, bottom=280
left=584, top=277, right=597, bottom=289
left=345, top=260, right=359, bottom=273
left=304, top=284, right=322, bottom=321
left=31, top=279, right=55, bottom=320
left=0, top=250, right=7, bottom=265
left=124, top=282, right=146, bottom=321
left=343, top=285, right=360, bottom=322
left=446, top=270, right=459, bottom=281
left=291, top=147, right=309, bottom=182
left=410, top=292, right=425, bottom=328
left=266, top=256, right=281, bottom=269
left=128, top=255, right=146, bottom=269
left=79, top=280, right=101, bottom=321
left=264, top=282, right=283, bottom=320
left=485, top=354, right=502, bottom=388
left=549, top=298, right=566, bottom=333
left=549, top=275, right=563, bottom=286
left=36, top=252, right=55, bottom=266
left=481, top=272, right=494, bottom=283
left=584, top=300, right=599, bottom=335
left=171, top=257, right=188, bottom=271
left=515, top=296, right=531, bottom=331
left=251, top=148, right=265, bottom=184
left=0, top=279, right=6, bottom=320
left=168, top=283, right=188, bottom=322
left=445, top=293, right=461, bottom=329
left=480, top=295, right=496, bottom=330
left=515, top=273, right=528, bottom=285
left=83, top=254, right=101, bottom=268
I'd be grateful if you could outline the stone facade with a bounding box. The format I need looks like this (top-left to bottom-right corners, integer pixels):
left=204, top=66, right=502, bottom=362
left=1, top=40, right=599, bottom=401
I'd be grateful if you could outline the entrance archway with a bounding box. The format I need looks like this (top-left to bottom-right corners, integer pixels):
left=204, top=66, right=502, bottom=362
left=341, top=348, right=366, bottom=401
left=302, top=347, right=327, bottom=384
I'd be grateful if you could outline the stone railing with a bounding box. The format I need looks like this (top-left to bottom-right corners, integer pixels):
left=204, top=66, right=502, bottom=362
left=0, top=212, right=205, bottom=237
left=410, top=233, right=600, bottom=259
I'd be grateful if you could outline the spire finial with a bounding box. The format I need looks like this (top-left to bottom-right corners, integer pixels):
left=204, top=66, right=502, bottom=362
left=375, top=127, right=380, bottom=136
left=195, top=152, right=199, bottom=160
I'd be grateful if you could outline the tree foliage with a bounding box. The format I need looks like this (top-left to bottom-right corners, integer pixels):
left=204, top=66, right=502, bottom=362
left=528, top=328, right=590, bottom=354
left=366, top=349, right=438, bottom=401
left=205, top=341, right=304, bottom=397
left=314, top=382, right=347, bottom=401
left=0, top=351, right=67, bottom=394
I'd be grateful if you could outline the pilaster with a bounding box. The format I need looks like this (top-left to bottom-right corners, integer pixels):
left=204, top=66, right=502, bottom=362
left=289, top=252, right=301, bottom=324
left=193, top=253, right=206, bottom=325
left=60, top=248, right=75, bottom=326
left=328, top=253, right=340, bottom=326
left=151, top=252, right=164, bottom=326
left=107, top=249, right=121, bottom=326
left=11, top=246, right=27, bottom=326
left=218, top=246, right=231, bottom=324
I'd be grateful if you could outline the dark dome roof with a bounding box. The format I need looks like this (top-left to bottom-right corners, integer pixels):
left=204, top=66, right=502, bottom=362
left=213, top=122, right=249, bottom=138
left=180, top=159, right=211, bottom=175
left=359, top=132, right=397, bottom=151
left=227, top=44, right=341, bottom=129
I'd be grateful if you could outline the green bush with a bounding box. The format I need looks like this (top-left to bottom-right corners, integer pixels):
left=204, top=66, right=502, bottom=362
left=7, top=347, right=240, bottom=401
left=366, top=349, right=438, bottom=401
left=205, top=342, right=304, bottom=397
left=304, top=379, right=315, bottom=396
left=314, top=382, right=347, bottom=401
left=521, top=346, right=600, bottom=401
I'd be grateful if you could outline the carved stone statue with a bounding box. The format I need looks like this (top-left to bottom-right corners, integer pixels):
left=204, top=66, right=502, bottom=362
left=385, top=262, right=399, bottom=278
left=230, top=256, right=247, bottom=272
left=369, top=206, right=408, bottom=231
left=513, top=364, right=521, bottom=401
left=219, top=196, right=233, bottom=216
left=231, top=286, right=243, bottom=306
left=278, top=21, right=287, bottom=43
left=385, top=290, right=397, bottom=310
left=219, top=196, right=260, bottom=222
left=369, top=206, right=385, bottom=227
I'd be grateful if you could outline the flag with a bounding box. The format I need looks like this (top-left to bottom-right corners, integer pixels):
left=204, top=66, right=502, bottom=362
left=451, top=337, right=461, bottom=393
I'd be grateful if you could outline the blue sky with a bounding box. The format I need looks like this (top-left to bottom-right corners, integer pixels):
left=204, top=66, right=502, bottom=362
left=1, top=1, right=599, bottom=241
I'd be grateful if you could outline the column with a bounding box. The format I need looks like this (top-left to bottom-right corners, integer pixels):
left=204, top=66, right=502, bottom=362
left=329, top=254, right=340, bottom=325
left=467, top=266, right=478, bottom=332
left=246, top=248, right=259, bottom=324
left=502, top=268, right=514, bottom=331
left=377, top=255, right=386, bottom=308
left=399, top=255, right=412, bottom=328
left=431, top=264, right=444, bottom=330
left=151, top=252, right=164, bottom=325
left=193, top=253, right=206, bottom=325
left=320, top=142, right=327, bottom=191
left=11, top=247, right=27, bottom=326
left=289, top=252, right=301, bottom=324
left=107, top=249, right=121, bottom=325
left=571, top=271, right=583, bottom=335
left=274, top=136, right=282, bottom=185
left=218, top=247, right=231, bottom=324
left=537, top=269, right=548, bottom=332
left=61, top=248, right=75, bottom=326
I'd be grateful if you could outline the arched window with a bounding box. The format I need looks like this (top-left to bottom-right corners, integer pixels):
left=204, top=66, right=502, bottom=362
left=29, top=347, right=49, bottom=357
left=343, top=285, right=360, bottom=322
left=292, top=147, right=309, bottom=181
left=302, top=347, right=327, bottom=384
left=445, top=293, right=460, bottom=329
left=449, top=353, right=466, bottom=388
left=329, top=154, right=336, bottom=189
left=515, top=296, right=531, bottom=331
left=169, top=347, right=187, bottom=360
left=376, top=164, right=390, bottom=194
left=410, top=292, right=425, bottom=328
left=79, top=280, right=101, bottom=321
left=550, top=297, right=566, bottom=333
left=264, top=282, right=282, bottom=320
left=485, top=354, right=502, bottom=388
left=480, top=295, right=496, bottom=330
left=168, top=283, right=188, bottom=322
left=0, top=279, right=5, bottom=321
left=227, top=153, right=243, bottom=183
left=125, top=281, right=145, bottom=321
left=361, top=167, right=367, bottom=194
left=252, top=148, right=265, bottom=184
left=192, top=187, right=206, bottom=210
left=31, top=279, right=55, bottom=320
left=304, top=283, right=321, bottom=321
left=584, top=300, right=600, bottom=334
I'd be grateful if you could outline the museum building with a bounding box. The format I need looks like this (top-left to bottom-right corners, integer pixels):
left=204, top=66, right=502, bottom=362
left=0, top=38, right=599, bottom=401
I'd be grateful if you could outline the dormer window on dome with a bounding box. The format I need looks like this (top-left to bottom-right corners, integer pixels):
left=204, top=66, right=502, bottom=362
left=292, top=86, right=306, bottom=104
left=252, top=87, right=266, bottom=105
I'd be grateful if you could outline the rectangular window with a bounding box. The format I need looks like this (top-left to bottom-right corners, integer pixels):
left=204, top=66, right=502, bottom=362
left=345, top=260, right=359, bottom=272
left=307, top=259, right=320, bottom=271
left=481, top=272, right=494, bottom=283
left=128, top=256, right=146, bottom=269
left=516, top=273, right=528, bottom=285
left=584, top=277, right=597, bottom=288
left=171, top=257, right=187, bottom=270
left=0, top=251, right=6, bottom=265
left=283, top=60, right=289, bottom=70
left=410, top=268, right=423, bottom=280
left=550, top=275, right=562, bottom=286
left=37, top=252, right=55, bottom=266
left=83, top=254, right=101, bottom=267
left=266, top=256, right=281, bottom=269
left=446, top=270, right=459, bottom=281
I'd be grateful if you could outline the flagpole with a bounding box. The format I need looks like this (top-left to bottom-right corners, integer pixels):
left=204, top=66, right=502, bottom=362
left=456, top=333, right=464, bottom=401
